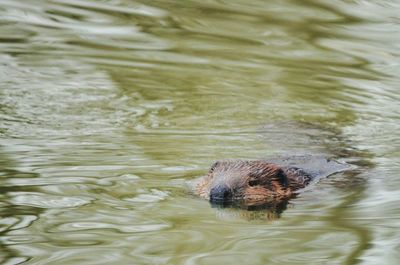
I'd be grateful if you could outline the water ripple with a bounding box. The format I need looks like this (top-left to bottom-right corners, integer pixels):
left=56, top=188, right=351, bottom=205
left=9, top=192, right=93, bottom=209
left=54, top=221, right=170, bottom=234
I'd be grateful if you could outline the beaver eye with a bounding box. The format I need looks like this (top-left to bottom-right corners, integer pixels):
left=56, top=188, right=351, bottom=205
left=248, top=179, right=259, bottom=186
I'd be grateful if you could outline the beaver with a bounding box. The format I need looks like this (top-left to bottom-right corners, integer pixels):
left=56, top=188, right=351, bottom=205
left=192, top=156, right=351, bottom=208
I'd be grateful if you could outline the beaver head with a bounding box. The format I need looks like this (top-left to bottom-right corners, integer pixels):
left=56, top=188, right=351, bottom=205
left=195, top=160, right=311, bottom=206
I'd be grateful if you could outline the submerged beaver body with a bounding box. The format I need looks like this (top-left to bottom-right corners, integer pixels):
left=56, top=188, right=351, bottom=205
left=193, top=156, right=351, bottom=207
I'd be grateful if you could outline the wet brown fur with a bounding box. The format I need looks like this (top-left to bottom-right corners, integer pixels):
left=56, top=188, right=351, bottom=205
left=195, top=160, right=313, bottom=205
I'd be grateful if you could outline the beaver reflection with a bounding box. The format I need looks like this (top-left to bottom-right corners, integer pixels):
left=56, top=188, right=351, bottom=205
left=193, top=157, right=351, bottom=218
left=210, top=195, right=290, bottom=220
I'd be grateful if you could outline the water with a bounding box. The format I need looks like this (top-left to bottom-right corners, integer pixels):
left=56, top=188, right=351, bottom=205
left=0, top=0, right=399, bottom=264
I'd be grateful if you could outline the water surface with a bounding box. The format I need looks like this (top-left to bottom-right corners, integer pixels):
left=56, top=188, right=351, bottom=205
left=0, top=0, right=399, bottom=264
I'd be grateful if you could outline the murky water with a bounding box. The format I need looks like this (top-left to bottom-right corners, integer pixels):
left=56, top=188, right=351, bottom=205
left=0, top=0, right=399, bottom=264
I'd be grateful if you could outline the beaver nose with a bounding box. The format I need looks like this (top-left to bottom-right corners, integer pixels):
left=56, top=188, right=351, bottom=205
left=210, top=185, right=232, bottom=201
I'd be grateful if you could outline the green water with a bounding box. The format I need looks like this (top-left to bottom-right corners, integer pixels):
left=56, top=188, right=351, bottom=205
left=0, top=0, right=399, bottom=264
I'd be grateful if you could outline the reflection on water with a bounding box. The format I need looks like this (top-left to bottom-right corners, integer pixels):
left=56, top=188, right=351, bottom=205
left=0, top=0, right=399, bottom=264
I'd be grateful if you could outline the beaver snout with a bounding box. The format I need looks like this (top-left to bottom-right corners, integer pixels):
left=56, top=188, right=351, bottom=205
left=210, top=184, right=232, bottom=202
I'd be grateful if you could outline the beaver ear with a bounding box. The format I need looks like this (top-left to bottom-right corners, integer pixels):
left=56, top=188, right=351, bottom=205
left=209, top=161, right=220, bottom=173
left=273, top=168, right=289, bottom=188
